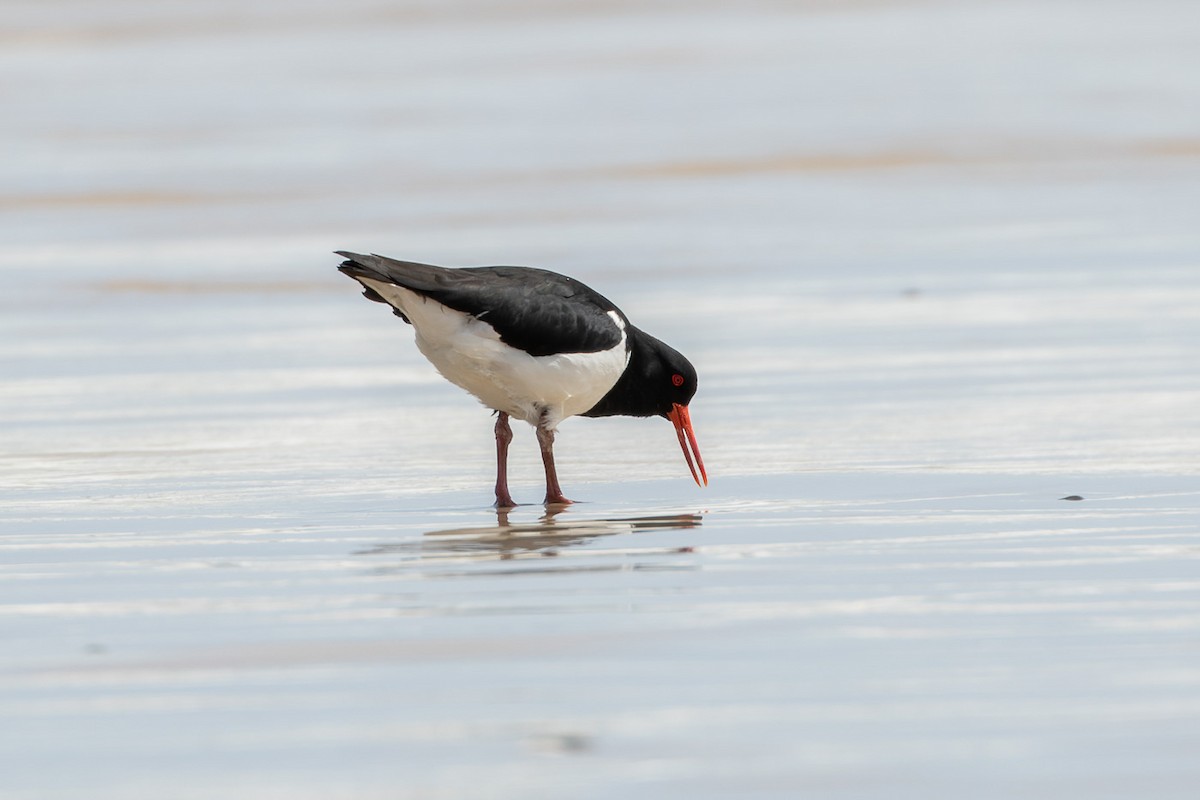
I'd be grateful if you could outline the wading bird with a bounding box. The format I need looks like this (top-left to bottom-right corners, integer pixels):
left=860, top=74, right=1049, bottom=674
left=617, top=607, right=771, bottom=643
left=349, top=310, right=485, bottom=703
left=338, top=252, right=706, bottom=507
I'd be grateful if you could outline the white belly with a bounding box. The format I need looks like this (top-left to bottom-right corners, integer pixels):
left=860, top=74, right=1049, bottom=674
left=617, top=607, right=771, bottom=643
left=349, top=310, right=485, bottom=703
left=360, top=279, right=629, bottom=429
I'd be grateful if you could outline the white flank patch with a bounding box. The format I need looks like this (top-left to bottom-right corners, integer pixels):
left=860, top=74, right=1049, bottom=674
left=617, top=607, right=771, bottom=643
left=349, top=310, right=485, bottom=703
left=359, top=278, right=629, bottom=429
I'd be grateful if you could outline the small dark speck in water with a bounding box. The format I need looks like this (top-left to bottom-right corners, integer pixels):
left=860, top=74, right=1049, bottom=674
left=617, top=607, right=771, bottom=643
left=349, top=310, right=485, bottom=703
left=542, top=549, right=559, bottom=557
left=1061, top=495, right=1085, bottom=501
left=678, top=546, right=695, bottom=553
left=530, top=732, right=593, bottom=754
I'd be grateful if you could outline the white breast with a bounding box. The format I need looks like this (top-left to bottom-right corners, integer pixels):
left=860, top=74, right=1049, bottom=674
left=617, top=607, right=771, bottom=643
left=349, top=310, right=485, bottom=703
left=359, top=278, right=629, bottom=429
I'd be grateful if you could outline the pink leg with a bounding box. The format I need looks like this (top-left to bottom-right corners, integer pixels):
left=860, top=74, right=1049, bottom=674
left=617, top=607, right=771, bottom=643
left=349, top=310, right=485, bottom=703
left=536, top=426, right=573, bottom=505
left=494, top=412, right=516, bottom=509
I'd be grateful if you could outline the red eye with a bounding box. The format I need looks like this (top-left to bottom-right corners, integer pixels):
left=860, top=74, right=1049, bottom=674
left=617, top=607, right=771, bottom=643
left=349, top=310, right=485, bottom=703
left=671, top=373, right=685, bottom=387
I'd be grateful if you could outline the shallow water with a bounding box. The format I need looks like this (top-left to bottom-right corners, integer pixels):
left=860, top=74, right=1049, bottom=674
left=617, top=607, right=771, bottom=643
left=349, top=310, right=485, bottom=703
left=3, top=1, right=1200, bottom=797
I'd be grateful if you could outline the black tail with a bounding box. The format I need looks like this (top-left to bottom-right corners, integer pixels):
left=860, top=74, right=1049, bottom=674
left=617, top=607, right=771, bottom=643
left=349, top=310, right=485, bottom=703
left=337, top=250, right=453, bottom=324
left=335, top=251, right=455, bottom=292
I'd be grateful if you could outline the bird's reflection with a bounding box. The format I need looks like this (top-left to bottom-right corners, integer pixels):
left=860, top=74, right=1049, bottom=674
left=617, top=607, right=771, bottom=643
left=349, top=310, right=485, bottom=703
left=356, top=508, right=703, bottom=563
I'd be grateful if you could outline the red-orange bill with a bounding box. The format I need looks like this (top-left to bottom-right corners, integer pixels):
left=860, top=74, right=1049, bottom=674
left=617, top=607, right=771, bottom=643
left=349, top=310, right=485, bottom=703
left=668, top=403, right=708, bottom=487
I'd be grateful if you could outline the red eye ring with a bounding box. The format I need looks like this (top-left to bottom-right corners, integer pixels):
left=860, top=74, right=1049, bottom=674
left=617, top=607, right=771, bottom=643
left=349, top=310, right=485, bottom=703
left=671, top=373, right=685, bottom=387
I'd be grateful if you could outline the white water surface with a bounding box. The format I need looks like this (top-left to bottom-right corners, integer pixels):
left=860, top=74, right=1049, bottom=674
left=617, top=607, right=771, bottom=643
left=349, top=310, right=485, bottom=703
left=2, top=1, right=1200, bottom=797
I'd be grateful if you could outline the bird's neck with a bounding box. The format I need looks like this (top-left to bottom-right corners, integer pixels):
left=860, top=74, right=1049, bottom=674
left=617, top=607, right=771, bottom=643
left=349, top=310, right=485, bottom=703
left=581, top=327, right=664, bottom=419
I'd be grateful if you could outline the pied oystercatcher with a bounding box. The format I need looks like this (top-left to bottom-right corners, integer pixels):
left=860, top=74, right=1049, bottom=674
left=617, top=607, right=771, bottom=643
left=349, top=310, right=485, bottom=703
left=337, top=251, right=707, bottom=507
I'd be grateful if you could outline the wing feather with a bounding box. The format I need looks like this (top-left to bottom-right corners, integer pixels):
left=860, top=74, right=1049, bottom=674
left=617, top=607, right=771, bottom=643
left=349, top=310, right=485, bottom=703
left=338, top=252, right=625, bottom=356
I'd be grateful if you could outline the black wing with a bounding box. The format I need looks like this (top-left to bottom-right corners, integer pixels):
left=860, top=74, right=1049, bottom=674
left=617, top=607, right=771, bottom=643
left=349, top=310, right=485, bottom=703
left=336, top=252, right=626, bottom=357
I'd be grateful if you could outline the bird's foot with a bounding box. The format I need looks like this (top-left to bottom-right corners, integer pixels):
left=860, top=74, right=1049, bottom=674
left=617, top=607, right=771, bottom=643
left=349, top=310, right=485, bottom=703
left=494, top=495, right=518, bottom=510
left=543, top=493, right=574, bottom=507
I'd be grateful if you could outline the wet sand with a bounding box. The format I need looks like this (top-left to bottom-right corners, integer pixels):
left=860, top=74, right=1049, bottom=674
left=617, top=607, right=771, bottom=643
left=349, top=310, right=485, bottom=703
left=3, top=1, right=1200, bottom=797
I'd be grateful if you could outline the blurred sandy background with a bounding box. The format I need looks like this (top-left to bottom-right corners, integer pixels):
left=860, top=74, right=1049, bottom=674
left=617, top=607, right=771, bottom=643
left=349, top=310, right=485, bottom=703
left=3, top=2, right=1200, bottom=798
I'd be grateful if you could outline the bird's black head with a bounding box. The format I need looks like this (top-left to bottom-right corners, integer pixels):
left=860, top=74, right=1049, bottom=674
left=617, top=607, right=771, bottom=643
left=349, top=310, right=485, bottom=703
left=584, top=328, right=696, bottom=418
left=582, top=327, right=707, bottom=487
left=653, top=341, right=699, bottom=418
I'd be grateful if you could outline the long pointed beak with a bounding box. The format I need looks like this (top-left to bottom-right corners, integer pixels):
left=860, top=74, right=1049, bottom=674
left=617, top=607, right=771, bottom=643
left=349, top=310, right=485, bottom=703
left=667, top=403, right=708, bottom=487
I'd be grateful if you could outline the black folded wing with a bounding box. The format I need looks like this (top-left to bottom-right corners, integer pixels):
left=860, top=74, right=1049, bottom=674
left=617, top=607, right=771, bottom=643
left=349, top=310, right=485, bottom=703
left=337, top=252, right=626, bottom=357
